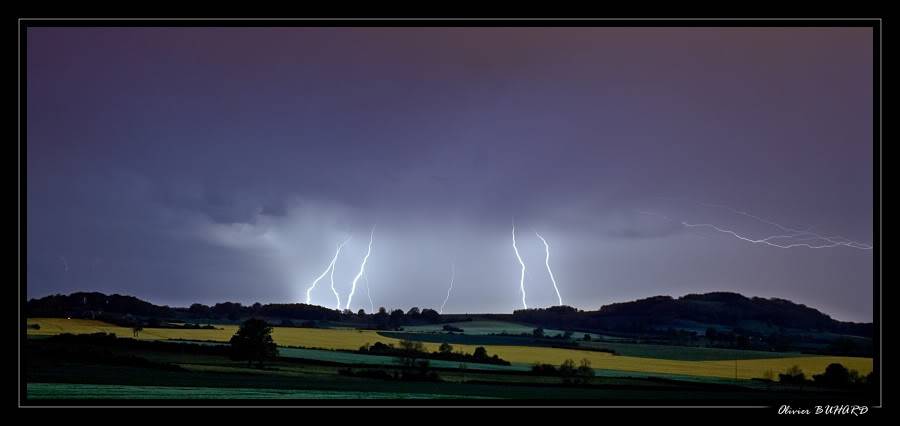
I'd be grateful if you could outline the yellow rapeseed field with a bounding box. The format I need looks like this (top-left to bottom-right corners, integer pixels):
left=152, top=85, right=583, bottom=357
left=27, top=318, right=872, bottom=380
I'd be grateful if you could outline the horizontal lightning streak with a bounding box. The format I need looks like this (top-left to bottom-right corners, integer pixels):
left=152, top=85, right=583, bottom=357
left=638, top=209, right=871, bottom=250
left=700, top=203, right=872, bottom=250
left=682, top=222, right=855, bottom=249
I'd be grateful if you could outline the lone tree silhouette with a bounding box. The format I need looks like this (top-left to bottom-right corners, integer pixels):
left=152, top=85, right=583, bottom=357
left=229, top=318, right=278, bottom=368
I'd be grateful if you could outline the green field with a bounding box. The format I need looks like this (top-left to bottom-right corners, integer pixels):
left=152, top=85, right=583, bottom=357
left=25, top=355, right=819, bottom=402
left=281, top=347, right=527, bottom=371
left=28, top=383, right=489, bottom=399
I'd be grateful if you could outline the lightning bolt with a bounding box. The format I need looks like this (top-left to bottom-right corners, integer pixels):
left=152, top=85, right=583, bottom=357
left=699, top=203, right=872, bottom=250
left=512, top=223, right=527, bottom=309
left=364, top=271, right=374, bottom=313
left=535, top=232, right=562, bottom=306
left=440, top=263, right=455, bottom=314
left=329, top=239, right=349, bottom=310
left=60, top=256, right=69, bottom=272
left=346, top=225, right=375, bottom=310
left=305, top=236, right=352, bottom=306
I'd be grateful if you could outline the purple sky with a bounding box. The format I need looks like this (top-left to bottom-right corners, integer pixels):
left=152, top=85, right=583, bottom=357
left=26, top=27, right=874, bottom=321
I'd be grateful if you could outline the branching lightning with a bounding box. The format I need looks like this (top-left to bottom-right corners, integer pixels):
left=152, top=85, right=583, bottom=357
left=680, top=222, right=861, bottom=249
left=638, top=208, right=871, bottom=250
left=305, top=262, right=333, bottom=305
left=305, top=236, right=351, bottom=307
left=440, top=263, right=455, bottom=315
left=699, top=203, right=872, bottom=250
left=346, top=226, right=375, bottom=310
left=512, top=224, right=527, bottom=309
left=535, top=232, right=562, bottom=306
left=329, top=238, right=350, bottom=310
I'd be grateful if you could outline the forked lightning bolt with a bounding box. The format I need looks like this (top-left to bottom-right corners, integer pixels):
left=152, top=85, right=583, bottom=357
left=535, top=232, right=563, bottom=306
left=305, top=236, right=352, bottom=305
left=512, top=224, right=527, bottom=309
left=440, top=263, right=455, bottom=315
left=346, top=226, right=375, bottom=310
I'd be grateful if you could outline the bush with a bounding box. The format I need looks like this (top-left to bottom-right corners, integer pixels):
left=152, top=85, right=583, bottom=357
left=559, top=359, right=576, bottom=375
left=812, top=363, right=852, bottom=387
left=531, top=363, right=559, bottom=375
left=533, top=358, right=595, bottom=384
left=472, top=346, right=488, bottom=360
left=779, top=365, right=807, bottom=384
left=577, top=358, right=595, bottom=380
left=338, top=368, right=396, bottom=381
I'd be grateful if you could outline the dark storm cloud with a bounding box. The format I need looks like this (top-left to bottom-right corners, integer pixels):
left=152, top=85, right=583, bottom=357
left=26, top=27, right=874, bottom=321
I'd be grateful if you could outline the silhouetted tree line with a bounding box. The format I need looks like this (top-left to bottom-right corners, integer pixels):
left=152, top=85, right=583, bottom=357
left=530, top=358, right=596, bottom=384
left=188, top=302, right=342, bottom=322
left=356, top=306, right=443, bottom=330
left=357, top=340, right=510, bottom=366
left=28, top=292, right=454, bottom=327
left=775, top=363, right=876, bottom=389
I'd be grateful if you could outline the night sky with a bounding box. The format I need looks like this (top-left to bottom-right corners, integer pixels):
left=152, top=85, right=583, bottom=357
left=26, top=27, right=874, bottom=321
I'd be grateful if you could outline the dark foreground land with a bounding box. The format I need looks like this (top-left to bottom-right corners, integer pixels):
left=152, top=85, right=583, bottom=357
left=23, top=334, right=875, bottom=405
